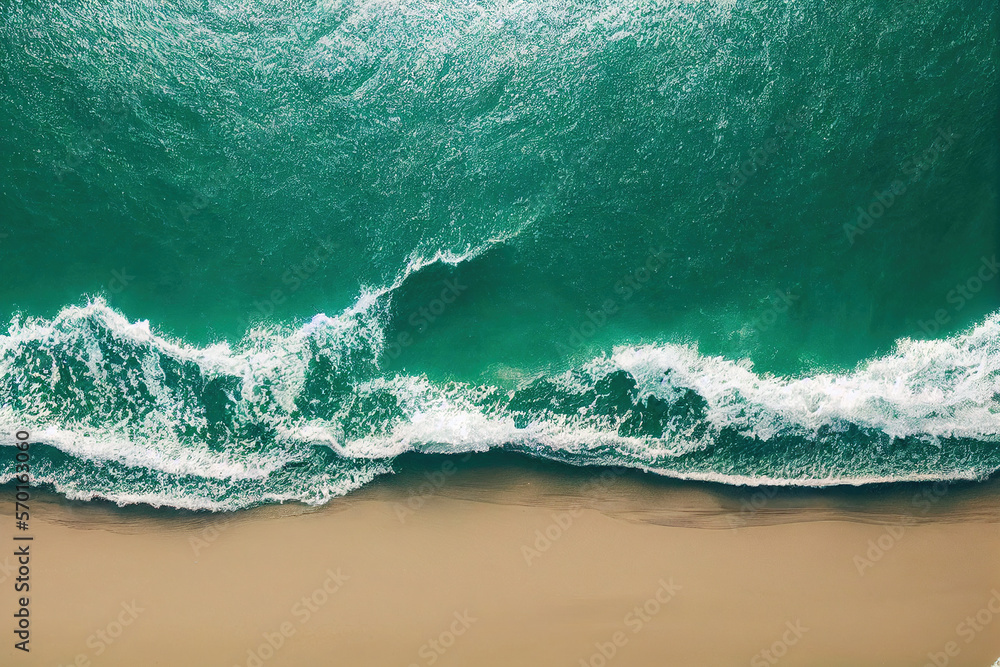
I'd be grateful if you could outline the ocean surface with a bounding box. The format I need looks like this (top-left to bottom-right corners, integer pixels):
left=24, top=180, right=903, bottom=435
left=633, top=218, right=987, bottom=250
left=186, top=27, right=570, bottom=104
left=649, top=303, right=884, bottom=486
left=1, top=0, right=998, bottom=510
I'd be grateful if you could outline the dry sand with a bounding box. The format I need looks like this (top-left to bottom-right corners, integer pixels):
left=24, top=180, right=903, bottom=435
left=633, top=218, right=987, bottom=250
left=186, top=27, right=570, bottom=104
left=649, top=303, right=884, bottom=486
left=2, top=454, right=999, bottom=667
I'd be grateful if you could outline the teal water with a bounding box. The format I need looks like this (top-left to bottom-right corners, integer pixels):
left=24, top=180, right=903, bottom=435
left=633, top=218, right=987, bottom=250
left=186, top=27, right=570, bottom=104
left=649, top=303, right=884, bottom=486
left=1, top=0, right=998, bottom=509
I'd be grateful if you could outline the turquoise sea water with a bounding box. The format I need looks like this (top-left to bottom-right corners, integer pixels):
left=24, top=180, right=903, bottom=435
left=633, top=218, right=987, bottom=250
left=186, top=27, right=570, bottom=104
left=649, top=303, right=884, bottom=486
left=1, top=0, right=998, bottom=509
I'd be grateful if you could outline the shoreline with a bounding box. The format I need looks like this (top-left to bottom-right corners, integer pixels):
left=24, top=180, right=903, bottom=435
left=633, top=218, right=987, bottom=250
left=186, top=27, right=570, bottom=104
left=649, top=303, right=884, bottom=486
left=2, top=453, right=999, bottom=666
left=10, top=451, right=1000, bottom=523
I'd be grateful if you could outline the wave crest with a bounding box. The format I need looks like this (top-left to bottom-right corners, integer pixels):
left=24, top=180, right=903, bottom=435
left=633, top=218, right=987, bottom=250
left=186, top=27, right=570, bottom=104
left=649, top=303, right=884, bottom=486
left=1, top=278, right=999, bottom=509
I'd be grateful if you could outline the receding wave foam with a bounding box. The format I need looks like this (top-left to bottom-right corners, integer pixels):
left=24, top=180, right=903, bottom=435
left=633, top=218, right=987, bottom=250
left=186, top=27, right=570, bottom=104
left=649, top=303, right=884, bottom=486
left=1, top=260, right=999, bottom=509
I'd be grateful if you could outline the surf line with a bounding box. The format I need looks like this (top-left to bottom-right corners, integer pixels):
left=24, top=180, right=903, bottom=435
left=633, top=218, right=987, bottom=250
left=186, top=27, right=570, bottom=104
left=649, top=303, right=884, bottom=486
left=11, top=429, right=32, bottom=653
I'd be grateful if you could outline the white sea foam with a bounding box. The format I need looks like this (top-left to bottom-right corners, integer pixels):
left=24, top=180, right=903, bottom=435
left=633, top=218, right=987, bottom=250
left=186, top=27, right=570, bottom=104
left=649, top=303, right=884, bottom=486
left=0, top=408, right=284, bottom=481
left=600, top=314, right=1000, bottom=442
left=1, top=269, right=998, bottom=510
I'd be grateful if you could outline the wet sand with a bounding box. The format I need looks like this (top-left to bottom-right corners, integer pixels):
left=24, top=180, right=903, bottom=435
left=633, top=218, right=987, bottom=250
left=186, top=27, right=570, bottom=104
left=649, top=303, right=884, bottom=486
left=2, top=454, right=999, bottom=667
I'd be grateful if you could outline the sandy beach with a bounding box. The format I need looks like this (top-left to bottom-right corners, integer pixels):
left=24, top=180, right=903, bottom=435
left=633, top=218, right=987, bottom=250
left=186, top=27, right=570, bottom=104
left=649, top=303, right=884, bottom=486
left=2, top=455, right=999, bottom=667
